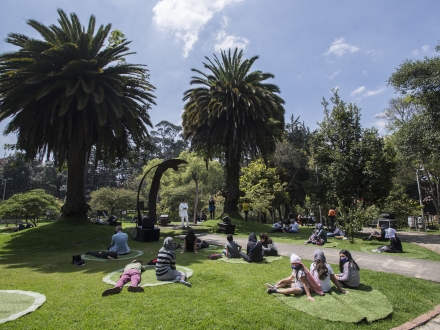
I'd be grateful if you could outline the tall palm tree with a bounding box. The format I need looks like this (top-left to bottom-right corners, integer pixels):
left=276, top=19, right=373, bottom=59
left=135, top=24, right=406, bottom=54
left=0, top=9, right=156, bottom=219
left=182, top=48, right=285, bottom=214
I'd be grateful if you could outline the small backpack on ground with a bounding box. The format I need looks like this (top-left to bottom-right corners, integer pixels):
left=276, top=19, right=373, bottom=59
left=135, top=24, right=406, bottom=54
left=208, top=253, right=222, bottom=260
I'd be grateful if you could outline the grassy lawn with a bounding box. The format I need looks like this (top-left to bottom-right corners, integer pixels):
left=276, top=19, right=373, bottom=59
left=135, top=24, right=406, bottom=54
left=1, top=219, right=440, bottom=329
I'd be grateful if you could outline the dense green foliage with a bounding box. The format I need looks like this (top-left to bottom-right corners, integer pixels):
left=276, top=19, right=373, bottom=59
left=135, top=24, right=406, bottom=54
left=89, top=187, right=137, bottom=216
left=0, top=189, right=59, bottom=225
left=0, top=9, right=156, bottom=219
left=309, top=91, right=396, bottom=236
left=182, top=48, right=285, bottom=214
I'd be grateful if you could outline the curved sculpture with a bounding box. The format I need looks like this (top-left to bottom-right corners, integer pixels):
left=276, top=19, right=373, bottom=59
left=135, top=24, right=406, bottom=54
left=137, top=159, right=188, bottom=223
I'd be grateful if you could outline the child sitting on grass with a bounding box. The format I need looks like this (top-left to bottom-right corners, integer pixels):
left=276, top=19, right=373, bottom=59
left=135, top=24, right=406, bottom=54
left=337, top=249, right=360, bottom=288
left=102, top=260, right=145, bottom=296
left=265, top=254, right=323, bottom=301
left=310, top=249, right=347, bottom=294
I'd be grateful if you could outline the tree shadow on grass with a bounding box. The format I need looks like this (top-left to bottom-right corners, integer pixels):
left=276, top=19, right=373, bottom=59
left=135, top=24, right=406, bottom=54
left=0, top=220, right=228, bottom=274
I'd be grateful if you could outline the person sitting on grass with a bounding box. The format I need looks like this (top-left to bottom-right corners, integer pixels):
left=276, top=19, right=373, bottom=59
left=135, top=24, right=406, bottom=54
left=181, top=229, right=200, bottom=254
left=282, top=220, right=300, bottom=233
left=242, top=232, right=263, bottom=263
left=373, top=228, right=403, bottom=253
left=326, top=222, right=345, bottom=237
left=265, top=254, right=323, bottom=301
left=108, top=226, right=130, bottom=255
left=304, top=223, right=327, bottom=245
left=337, top=249, right=360, bottom=289
left=156, top=237, right=192, bottom=287
left=222, top=234, right=243, bottom=259
left=362, top=225, right=388, bottom=241
left=269, top=220, right=284, bottom=233
left=259, top=233, right=278, bottom=256
left=86, top=251, right=119, bottom=259
left=102, top=260, right=145, bottom=296
left=310, top=249, right=347, bottom=294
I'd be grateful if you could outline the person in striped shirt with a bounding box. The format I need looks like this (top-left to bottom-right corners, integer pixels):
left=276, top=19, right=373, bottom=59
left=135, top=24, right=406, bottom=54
left=156, top=237, right=192, bottom=287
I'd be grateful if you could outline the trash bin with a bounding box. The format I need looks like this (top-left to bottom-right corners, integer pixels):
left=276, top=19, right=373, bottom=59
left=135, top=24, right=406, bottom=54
left=160, top=214, right=168, bottom=227
left=417, top=217, right=425, bottom=229
left=408, top=216, right=416, bottom=228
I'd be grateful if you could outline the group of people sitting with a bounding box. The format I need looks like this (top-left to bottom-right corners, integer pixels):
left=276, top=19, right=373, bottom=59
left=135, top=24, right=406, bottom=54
left=222, top=232, right=279, bottom=262
left=102, top=236, right=193, bottom=296
left=266, top=249, right=360, bottom=301
left=363, top=226, right=403, bottom=253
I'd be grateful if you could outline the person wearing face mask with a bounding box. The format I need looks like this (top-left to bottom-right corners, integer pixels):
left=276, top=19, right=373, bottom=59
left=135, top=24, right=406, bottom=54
left=337, top=249, right=360, bottom=288
left=265, top=254, right=323, bottom=301
left=310, top=249, right=347, bottom=294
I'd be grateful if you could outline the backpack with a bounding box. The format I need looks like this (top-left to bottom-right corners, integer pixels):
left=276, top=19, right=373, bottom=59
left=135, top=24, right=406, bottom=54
left=208, top=253, right=223, bottom=260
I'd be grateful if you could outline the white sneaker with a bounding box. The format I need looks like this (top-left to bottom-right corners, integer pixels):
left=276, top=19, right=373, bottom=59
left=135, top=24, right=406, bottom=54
left=265, top=283, right=275, bottom=289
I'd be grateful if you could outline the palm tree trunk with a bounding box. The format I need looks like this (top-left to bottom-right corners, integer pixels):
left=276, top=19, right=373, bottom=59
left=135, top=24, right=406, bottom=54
left=61, top=147, right=90, bottom=219
left=223, top=155, right=240, bottom=215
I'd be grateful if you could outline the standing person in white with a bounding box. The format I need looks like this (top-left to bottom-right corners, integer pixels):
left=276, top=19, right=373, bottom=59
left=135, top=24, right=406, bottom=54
left=179, top=199, right=189, bottom=227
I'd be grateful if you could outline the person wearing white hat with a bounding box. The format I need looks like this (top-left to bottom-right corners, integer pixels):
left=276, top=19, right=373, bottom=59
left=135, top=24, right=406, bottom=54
left=373, top=228, right=403, bottom=253
left=265, top=254, right=323, bottom=301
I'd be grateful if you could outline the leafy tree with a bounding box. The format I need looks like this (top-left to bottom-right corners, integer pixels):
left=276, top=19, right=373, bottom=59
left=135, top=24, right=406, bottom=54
left=0, top=10, right=156, bottom=220
left=0, top=153, right=32, bottom=198
left=182, top=48, right=285, bottom=215
left=375, top=96, right=423, bottom=132
left=89, top=187, right=137, bottom=216
left=388, top=44, right=440, bottom=115
left=309, top=90, right=395, bottom=238
left=148, top=121, right=188, bottom=160
left=393, top=111, right=440, bottom=216
left=139, top=151, right=224, bottom=220
left=239, top=159, right=289, bottom=222
left=0, top=189, right=59, bottom=226
left=273, top=115, right=310, bottom=215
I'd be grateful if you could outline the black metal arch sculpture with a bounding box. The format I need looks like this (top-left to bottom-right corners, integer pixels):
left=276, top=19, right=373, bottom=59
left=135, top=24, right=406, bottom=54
left=136, top=159, right=188, bottom=223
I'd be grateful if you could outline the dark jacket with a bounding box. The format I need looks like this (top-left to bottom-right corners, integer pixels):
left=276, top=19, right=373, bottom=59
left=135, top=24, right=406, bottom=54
left=245, top=232, right=263, bottom=262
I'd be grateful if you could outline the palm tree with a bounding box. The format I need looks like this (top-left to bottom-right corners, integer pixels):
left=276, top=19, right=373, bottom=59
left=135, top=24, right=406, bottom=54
left=0, top=9, right=156, bottom=219
left=182, top=48, right=285, bottom=214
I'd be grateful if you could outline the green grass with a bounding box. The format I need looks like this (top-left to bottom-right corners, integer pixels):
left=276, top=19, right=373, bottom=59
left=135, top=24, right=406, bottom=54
left=1, top=219, right=440, bottom=329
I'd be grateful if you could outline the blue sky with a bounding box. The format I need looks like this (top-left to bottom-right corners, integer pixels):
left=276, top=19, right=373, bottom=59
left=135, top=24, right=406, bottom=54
left=1, top=0, right=439, bottom=157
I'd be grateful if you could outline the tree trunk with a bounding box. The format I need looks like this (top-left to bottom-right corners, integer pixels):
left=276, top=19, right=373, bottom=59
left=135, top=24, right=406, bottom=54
left=223, top=154, right=240, bottom=215
left=61, top=147, right=90, bottom=220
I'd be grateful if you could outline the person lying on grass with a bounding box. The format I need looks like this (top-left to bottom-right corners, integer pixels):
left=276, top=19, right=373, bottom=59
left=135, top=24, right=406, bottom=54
left=337, top=249, right=360, bottom=289
left=156, top=237, right=192, bottom=287
left=102, top=260, right=146, bottom=296
left=372, top=228, right=403, bottom=253
left=362, top=225, right=388, bottom=242
left=310, top=249, right=347, bottom=294
left=266, top=254, right=323, bottom=301
left=86, top=251, right=119, bottom=259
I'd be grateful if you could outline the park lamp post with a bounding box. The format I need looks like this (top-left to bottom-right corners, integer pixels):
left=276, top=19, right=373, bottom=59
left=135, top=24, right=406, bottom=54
left=2, top=178, right=12, bottom=201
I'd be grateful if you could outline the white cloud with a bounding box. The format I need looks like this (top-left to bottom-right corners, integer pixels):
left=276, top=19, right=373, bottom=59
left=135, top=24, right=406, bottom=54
left=214, top=16, right=249, bottom=52
left=412, top=49, right=419, bottom=56
left=372, top=119, right=387, bottom=136
left=327, top=70, right=341, bottom=79
left=422, top=45, right=429, bottom=52
left=365, top=49, right=383, bottom=60
left=325, top=38, right=359, bottom=57
left=350, top=86, right=365, bottom=96
left=363, top=87, right=386, bottom=97
left=152, top=0, right=243, bottom=57
left=363, top=70, right=368, bottom=76
left=296, top=70, right=305, bottom=80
